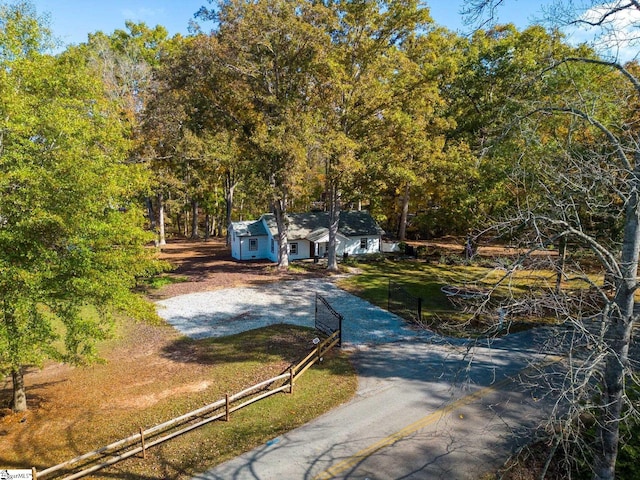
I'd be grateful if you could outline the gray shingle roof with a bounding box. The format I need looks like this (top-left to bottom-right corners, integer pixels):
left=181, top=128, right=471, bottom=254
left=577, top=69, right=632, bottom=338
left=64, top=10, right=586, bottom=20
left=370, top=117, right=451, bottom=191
left=337, top=211, right=386, bottom=237
left=230, top=219, right=269, bottom=237
left=261, top=211, right=384, bottom=239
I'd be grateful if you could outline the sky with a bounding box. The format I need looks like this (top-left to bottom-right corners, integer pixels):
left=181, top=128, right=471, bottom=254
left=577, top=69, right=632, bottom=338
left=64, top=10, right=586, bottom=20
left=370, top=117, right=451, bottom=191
left=30, top=0, right=548, bottom=48
left=26, top=1, right=640, bottom=63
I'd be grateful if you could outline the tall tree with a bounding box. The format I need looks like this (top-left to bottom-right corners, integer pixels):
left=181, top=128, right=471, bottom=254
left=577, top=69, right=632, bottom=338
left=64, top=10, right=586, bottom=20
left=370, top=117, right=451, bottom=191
left=440, top=24, right=572, bottom=234
left=0, top=4, right=159, bottom=412
left=466, top=2, right=640, bottom=479
left=196, top=0, right=332, bottom=269
left=150, top=33, right=251, bottom=242
left=371, top=27, right=460, bottom=240
left=83, top=22, right=173, bottom=244
left=316, top=0, right=433, bottom=268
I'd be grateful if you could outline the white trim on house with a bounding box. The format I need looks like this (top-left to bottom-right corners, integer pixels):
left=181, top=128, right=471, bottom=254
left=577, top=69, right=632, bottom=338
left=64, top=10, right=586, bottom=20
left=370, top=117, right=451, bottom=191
left=229, top=219, right=270, bottom=261
left=229, top=211, right=384, bottom=262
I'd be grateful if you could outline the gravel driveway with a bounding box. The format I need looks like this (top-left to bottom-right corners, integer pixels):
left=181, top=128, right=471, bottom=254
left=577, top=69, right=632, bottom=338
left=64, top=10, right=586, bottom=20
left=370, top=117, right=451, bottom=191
left=156, top=277, right=436, bottom=346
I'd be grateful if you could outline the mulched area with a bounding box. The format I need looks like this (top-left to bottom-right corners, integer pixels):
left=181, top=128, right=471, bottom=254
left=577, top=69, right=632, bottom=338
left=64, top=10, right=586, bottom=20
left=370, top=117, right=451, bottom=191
left=153, top=238, right=332, bottom=298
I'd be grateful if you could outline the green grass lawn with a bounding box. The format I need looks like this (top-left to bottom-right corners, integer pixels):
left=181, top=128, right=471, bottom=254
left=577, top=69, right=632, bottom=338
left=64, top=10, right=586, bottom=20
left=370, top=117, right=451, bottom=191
left=337, top=256, right=601, bottom=336
left=1, top=323, right=356, bottom=480
left=116, top=327, right=357, bottom=479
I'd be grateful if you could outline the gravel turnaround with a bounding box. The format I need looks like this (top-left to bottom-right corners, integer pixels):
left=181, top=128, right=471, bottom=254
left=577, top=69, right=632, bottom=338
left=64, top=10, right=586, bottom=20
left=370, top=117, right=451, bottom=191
left=156, top=276, right=564, bottom=480
left=156, top=277, right=438, bottom=346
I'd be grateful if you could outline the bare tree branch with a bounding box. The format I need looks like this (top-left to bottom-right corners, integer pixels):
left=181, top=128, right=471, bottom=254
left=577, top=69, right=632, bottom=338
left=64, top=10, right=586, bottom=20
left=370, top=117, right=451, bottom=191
left=570, top=1, right=638, bottom=28
left=529, top=106, right=632, bottom=171
left=556, top=57, right=640, bottom=96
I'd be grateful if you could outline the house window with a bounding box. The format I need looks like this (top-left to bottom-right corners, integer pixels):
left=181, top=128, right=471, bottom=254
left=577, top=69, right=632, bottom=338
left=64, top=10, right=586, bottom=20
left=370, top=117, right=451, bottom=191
left=360, top=238, right=368, bottom=249
left=249, top=238, right=258, bottom=251
left=271, top=238, right=274, bottom=253
left=290, top=242, right=298, bottom=255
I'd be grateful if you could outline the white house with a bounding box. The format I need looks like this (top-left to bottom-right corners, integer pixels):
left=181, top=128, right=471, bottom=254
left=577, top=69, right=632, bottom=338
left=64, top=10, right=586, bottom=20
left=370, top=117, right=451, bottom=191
left=229, top=211, right=385, bottom=262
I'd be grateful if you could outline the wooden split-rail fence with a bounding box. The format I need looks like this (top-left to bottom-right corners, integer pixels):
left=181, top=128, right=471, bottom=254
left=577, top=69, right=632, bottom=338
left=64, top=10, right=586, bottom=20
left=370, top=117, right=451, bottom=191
left=32, top=329, right=341, bottom=480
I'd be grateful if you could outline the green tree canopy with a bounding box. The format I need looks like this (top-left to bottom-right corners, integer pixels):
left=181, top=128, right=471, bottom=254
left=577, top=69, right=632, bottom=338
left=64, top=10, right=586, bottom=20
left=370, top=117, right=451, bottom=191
left=0, top=4, right=161, bottom=412
left=195, top=0, right=334, bottom=268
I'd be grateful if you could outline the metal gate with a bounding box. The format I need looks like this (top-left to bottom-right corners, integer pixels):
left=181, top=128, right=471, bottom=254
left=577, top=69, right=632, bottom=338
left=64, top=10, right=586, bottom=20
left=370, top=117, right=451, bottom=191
left=315, top=293, right=343, bottom=347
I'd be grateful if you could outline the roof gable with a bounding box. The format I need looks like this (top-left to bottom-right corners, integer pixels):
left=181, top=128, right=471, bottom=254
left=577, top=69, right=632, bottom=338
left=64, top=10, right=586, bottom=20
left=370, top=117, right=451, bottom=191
left=230, top=219, right=268, bottom=237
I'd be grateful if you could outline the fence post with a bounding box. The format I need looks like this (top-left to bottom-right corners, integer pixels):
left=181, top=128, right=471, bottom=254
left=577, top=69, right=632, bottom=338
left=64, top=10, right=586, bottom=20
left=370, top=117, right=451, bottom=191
left=289, top=367, right=294, bottom=394
left=225, top=394, right=230, bottom=421
left=32, top=468, right=37, bottom=479
left=140, top=427, right=146, bottom=459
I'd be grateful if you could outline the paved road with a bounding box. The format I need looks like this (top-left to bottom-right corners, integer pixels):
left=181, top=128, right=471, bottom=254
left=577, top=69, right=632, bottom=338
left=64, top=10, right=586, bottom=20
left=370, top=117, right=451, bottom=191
left=192, top=333, right=559, bottom=479
left=156, top=280, right=560, bottom=479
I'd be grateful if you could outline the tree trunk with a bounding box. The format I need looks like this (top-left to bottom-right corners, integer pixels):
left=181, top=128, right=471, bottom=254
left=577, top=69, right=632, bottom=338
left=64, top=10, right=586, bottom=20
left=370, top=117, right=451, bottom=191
left=204, top=213, right=211, bottom=240
left=274, top=198, right=289, bottom=270
left=327, top=180, right=340, bottom=271
left=146, top=197, right=156, bottom=230
left=157, top=192, right=166, bottom=246
left=592, top=167, right=640, bottom=480
left=174, top=212, right=180, bottom=236
left=212, top=217, right=219, bottom=237
left=398, top=183, right=410, bottom=242
left=11, top=367, right=27, bottom=412
left=191, top=199, right=199, bottom=239
left=225, top=171, right=236, bottom=246
left=4, top=303, right=27, bottom=412
left=182, top=211, right=189, bottom=237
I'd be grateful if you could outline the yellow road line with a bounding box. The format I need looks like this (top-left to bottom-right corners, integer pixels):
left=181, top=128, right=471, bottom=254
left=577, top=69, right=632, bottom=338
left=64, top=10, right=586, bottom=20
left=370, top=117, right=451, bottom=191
left=313, top=355, right=562, bottom=480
